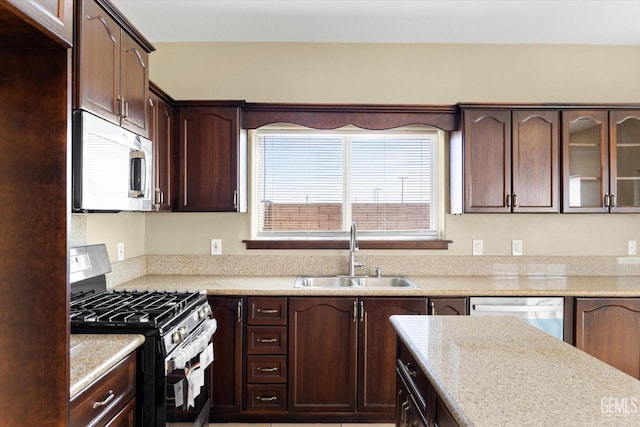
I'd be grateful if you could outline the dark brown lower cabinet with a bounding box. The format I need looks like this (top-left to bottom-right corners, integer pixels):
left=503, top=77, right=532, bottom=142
left=396, top=373, right=427, bottom=427
left=69, top=352, right=136, bottom=427
left=288, top=297, right=426, bottom=416
left=209, top=296, right=244, bottom=416
left=289, top=297, right=357, bottom=413
left=396, top=341, right=459, bottom=427
left=428, top=297, right=468, bottom=316
left=575, top=297, right=640, bottom=379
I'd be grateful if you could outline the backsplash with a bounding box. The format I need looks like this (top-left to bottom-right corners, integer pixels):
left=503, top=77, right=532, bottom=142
left=107, top=254, right=640, bottom=288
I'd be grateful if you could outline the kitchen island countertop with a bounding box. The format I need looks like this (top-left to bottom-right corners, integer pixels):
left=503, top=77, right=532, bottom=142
left=391, top=315, right=640, bottom=426
left=115, top=274, right=640, bottom=297
left=70, top=334, right=145, bottom=399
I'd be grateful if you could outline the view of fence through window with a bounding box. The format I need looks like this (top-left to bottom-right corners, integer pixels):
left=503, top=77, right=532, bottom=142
left=256, top=129, right=438, bottom=238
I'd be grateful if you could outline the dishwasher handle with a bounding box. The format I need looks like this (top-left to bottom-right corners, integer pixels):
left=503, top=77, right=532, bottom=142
left=472, top=304, right=563, bottom=313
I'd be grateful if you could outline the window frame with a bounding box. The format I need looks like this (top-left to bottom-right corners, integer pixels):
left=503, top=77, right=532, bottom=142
left=247, top=125, right=450, bottom=249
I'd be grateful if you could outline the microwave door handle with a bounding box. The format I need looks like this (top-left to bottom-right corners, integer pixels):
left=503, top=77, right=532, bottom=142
left=129, top=150, right=146, bottom=198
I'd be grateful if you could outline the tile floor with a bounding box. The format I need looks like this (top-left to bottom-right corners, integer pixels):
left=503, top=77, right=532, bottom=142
left=169, top=424, right=394, bottom=427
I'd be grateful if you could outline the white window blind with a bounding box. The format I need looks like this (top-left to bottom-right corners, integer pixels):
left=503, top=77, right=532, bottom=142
left=256, top=129, right=438, bottom=239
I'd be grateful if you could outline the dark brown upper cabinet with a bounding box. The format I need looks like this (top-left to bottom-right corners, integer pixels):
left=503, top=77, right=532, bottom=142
left=176, top=103, right=246, bottom=212
left=75, top=0, right=154, bottom=137
left=463, top=109, right=559, bottom=213
left=565, top=109, right=640, bottom=213
left=609, top=111, right=640, bottom=212
left=4, top=0, right=73, bottom=46
left=149, top=85, right=175, bottom=211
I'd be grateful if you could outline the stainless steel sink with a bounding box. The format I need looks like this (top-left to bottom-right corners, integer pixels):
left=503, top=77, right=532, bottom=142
left=294, top=276, right=356, bottom=288
left=350, top=276, right=417, bottom=288
left=294, top=275, right=417, bottom=289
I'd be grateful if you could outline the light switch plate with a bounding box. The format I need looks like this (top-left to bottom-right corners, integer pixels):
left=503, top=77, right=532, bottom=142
left=512, top=240, right=523, bottom=256
left=117, top=242, right=125, bottom=261
left=211, top=239, right=222, bottom=255
left=472, top=240, right=483, bottom=256
left=628, top=240, right=637, bottom=256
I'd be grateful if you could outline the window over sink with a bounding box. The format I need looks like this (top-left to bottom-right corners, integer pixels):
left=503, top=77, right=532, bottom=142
left=249, top=124, right=445, bottom=248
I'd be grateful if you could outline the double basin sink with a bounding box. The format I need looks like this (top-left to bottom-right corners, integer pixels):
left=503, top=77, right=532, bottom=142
left=294, top=275, right=417, bottom=289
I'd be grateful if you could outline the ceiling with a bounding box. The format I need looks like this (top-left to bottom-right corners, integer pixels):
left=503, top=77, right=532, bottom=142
left=110, top=0, right=640, bottom=45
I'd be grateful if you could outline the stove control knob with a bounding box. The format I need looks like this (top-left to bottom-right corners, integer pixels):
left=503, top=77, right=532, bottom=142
left=172, top=326, right=188, bottom=344
left=172, top=331, right=183, bottom=344
left=198, top=305, right=211, bottom=320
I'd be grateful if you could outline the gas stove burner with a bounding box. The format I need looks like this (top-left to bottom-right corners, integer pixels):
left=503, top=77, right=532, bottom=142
left=70, top=289, right=204, bottom=328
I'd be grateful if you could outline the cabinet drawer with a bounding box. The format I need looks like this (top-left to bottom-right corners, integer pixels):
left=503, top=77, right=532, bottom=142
left=70, top=352, right=136, bottom=427
left=248, top=297, right=287, bottom=325
left=247, top=355, right=287, bottom=383
left=397, top=343, right=428, bottom=413
left=246, top=384, right=287, bottom=412
left=247, top=326, right=287, bottom=354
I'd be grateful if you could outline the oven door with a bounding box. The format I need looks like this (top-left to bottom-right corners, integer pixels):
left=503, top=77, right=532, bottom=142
left=165, top=318, right=217, bottom=426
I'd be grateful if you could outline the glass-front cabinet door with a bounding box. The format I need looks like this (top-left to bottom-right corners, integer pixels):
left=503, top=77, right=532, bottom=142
left=609, top=111, right=640, bottom=212
left=562, top=110, right=609, bottom=212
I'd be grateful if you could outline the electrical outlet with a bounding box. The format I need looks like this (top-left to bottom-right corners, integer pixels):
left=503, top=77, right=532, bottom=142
left=512, top=240, right=523, bottom=256
left=211, top=239, right=222, bottom=255
left=628, top=240, right=637, bottom=256
left=472, top=240, right=483, bottom=256
left=117, top=242, right=125, bottom=261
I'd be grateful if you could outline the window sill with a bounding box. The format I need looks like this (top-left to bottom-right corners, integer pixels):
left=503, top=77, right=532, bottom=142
left=243, top=240, right=452, bottom=250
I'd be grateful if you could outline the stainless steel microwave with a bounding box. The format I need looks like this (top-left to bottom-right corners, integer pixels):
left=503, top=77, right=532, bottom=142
left=72, top=110, right=153, bottom=212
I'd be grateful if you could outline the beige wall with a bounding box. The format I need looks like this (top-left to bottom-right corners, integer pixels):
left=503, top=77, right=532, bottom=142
left=81, top=212, right=146, bottom=262
left=87, top=42, right=640, bottom=259
left=149, top=42, right=640, bottom=103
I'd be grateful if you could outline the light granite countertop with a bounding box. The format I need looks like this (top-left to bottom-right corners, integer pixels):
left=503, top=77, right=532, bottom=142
left=390, top=315, right=640, bottom=427
left=115, top=274, right=640, bottom=296
left=70, top=334, right=145, bottom=399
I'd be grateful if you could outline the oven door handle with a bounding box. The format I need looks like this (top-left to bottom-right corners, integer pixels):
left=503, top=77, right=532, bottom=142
left=166, top=318, right=217, bottom=374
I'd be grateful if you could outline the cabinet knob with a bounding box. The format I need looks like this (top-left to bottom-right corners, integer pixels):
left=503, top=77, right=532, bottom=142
left=257, top=308, right=279, bottom=314
left=257, top=338, right=278, bottom=343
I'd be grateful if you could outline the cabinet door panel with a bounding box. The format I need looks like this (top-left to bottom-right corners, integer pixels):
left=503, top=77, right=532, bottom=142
left=208, top=296, right=243, bottom=414
left=120, top=31, right=149, bottom=136
left=77, top=0, right=120, bottom=123
left=430, top=297, right=467, bottom=316
left=512, top=110, right=559, bottom=212
left=6, top=0, right=73, bottom=45
left=288, top=298, right=357, bottom=412
left=463, top=110, right=511, bottom=212
left=149, top=93, right=174, bottom=211
left=562, top=110, right=609, bottom=212
left=178, top=107, right=239, bottom=211
left=358, top=298, right=426, bottom=413
left=609, top=110, right=640, bottom=212
left=575, top=298, right=640, bottom=379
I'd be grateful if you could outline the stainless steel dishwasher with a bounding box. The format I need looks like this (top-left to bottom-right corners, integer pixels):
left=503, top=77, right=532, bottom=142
left=470, top=297, right=564, bottom=340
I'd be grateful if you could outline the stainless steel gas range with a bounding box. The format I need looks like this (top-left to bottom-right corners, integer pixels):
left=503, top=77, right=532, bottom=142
left=70, top=244, right=216, bottom=427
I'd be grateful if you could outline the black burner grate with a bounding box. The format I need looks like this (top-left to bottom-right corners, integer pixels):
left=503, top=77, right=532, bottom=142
left=70, top=290, right=202, bottom=328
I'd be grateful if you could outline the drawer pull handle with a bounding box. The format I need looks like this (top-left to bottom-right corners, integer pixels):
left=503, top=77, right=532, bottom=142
left=257, top=338, right=278, bottom=343
left=256, top=395, right=278, bottom=401
left=258, top=367, right=279, bottom=372
left=92, top=390, right=115, bottom=408
left=405, top=362, right=417, bottom=377
left=257, top=308, right=279, bottom=314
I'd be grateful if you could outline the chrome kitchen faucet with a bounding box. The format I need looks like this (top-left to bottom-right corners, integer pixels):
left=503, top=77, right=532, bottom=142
left=348, top=222, right=365, bottom=276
